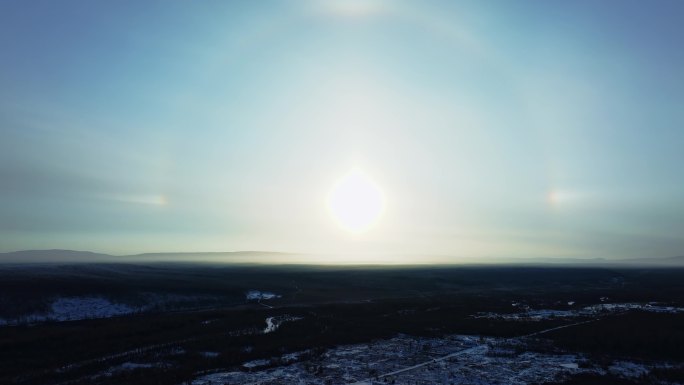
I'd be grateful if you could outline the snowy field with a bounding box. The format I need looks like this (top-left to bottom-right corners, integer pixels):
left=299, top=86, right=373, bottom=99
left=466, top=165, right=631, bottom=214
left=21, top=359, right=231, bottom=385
left=245, top=290, right=281, bottom=301
left=474, top=302, right=684, bottom=321
left=0, top=290, right=283, bottom=326
left=192, top=333, right=676, bottom=385
left=263, top=315, right=303, bottom=333
left=0, top=297, right=136, bottom=325
left=0, top=293, right=223, bottom=325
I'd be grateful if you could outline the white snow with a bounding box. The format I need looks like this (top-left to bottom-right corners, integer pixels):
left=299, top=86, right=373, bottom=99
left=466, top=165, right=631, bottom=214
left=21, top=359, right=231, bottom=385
left=118, top=362, right=156, bottom=370
left=90, top=361, right=170, bottom=380
left=191, top=335, right=599, bottom=385
left=263, top=315, right=303, bottom=334
left=475, top=302, right=684, bottom=321
left=246, top=290, right=281, bottom=300
left=608, top=361, right=650, bottom=378
left=0, top=293, right=223, bottom=326
left=243, top=359, right=271, bottom=369
left=50, top=297, right=134, bottom=321
left=0, top=296, right=135, bottom=325
left=191, top=326, right=683, bottom=385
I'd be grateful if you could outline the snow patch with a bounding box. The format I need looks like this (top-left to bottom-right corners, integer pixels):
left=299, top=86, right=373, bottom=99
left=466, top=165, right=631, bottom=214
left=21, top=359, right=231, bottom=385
left=50, top=297, right=134, bottom=321
left=1, top=293, right=223, bottom=326
left=246, top=290, right=281, bottom=301
left=609, top=361, right=650, bottom=378
left=475, top=302, right=684, bottom=321
left=191, top=335, right=599, bottom=385
left=243, top=359, right=270, bottom=369
left=263, top=315, right=303, bottom=334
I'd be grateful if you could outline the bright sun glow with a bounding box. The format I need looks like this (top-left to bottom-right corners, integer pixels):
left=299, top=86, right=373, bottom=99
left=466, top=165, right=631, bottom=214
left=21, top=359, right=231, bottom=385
left=327, top=169, right=385, bottom=233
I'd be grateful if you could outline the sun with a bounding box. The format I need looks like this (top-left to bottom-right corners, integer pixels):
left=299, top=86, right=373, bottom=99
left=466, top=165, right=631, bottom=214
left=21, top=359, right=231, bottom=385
left=327, top=169, right=385, bottom=233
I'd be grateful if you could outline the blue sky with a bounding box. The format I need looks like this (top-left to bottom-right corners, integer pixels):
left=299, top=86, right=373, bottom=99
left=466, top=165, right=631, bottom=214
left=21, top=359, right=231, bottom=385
left=1, top=0, right=683, bottom=261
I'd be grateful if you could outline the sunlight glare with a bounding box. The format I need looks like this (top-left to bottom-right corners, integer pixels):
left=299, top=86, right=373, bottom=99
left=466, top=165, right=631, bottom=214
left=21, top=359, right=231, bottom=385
left=327, top=169, right=385, bottom=233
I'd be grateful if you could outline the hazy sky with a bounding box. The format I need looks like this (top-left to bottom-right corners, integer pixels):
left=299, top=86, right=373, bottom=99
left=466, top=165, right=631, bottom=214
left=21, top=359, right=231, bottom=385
left=1, top=0, right=683, bottom=261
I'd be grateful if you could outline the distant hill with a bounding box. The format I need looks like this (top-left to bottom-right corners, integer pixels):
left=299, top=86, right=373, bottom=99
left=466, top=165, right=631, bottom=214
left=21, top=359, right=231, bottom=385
left=0, top=249, right=116, bottom=264
left=0, top=249, right=296, bottom=264
left=618, top=255, right=684, bottom=266
left=483, top=255, right=684, bottom=267
left=128, top=251, right=296, bottom=264
left=0, top=249, right=682, bottom=266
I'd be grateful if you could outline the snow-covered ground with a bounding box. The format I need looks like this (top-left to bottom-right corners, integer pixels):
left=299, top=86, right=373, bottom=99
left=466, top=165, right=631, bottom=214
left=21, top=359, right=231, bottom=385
left=192, top=334, right=676, bottom=385
left=263, top=315, right=303, bottom=334
left=0, top=297, right=136, bottom=325
left=246, top=290, right=281, bottom=301
left=50, top=297, right=135, bottom=321
left=608, top=361, right=650, bottom=378
left=474, top=302, right=684, bottom=321
left=88, top=361, right=171, bottom=381
left=0, top=293, right=221, bottom=326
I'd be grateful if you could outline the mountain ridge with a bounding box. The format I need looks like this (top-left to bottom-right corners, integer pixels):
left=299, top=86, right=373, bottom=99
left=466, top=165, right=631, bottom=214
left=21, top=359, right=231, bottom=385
left=1, top=249, right=682, bottom=266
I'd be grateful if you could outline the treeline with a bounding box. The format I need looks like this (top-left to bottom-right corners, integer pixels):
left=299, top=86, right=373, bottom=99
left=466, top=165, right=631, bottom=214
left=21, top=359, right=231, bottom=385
left=544, top=311, right=684, bottom=360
